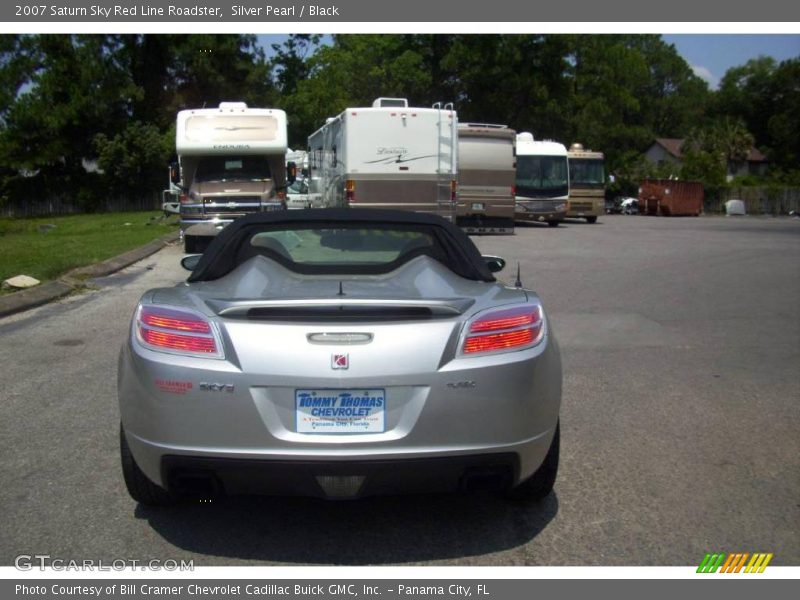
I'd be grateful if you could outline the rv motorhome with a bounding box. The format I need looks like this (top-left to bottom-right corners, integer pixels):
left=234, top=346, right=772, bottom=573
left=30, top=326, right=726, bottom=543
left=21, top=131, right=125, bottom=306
left=514, top=133, right=569, bottom=227
left=307, top=98, right=458, bottom=220
left=161, top=167, right=181, bottom=216
left=173, top=102, right=293, bottom=252
left=567, top=143, right=605, bottom=223
left=456, top=123, right=516, bottom=234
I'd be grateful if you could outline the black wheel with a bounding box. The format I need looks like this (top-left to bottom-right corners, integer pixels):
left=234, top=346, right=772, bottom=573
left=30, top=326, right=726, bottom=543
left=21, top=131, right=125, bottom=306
left=120, top=425, right=175, bottom=506
left=586, top=216, right=598, bottom=224
left=547, top=220, right=560, bottom=227
left=507, top=423, right=559, bottom=501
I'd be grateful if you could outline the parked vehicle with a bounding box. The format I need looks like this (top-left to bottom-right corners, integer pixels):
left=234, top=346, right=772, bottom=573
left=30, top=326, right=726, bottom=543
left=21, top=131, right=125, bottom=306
left=567, top=143, right=604, bottom=223
left=118, top=209, right=562, bottom=505
left=514, top=133, right=568, bottom=226
left=456, top=123, right=516, bottom=234
left=285, top=179, right=310, bottom=210
left=308, top=98, right=458, bottom=222
left=286, top=148, right=309, bottom=176
left=161, top=168, right=181, bottom=216
left=605, top=197, right=624, bottom=214
left=172, top=102, right=295, bottom=252
left=620, top=197, right=639, bottom=215
left=286, top=178, right=323, bottom=210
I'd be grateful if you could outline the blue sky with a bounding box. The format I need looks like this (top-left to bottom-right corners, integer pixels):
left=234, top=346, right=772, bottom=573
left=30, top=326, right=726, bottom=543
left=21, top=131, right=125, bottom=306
left=662, top=34, right=799, bottom=88
left=260, top=34, right=799, bottom=90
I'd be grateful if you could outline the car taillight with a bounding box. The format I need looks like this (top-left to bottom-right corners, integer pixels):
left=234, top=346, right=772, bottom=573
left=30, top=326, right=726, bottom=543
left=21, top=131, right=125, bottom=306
left=136, top=305, right=223, bottom=358
left=450, top=180, right=457, bottom=202
left=463, top=305, right=543, bottom=355
left=346, top=180, right=356, bottom=203
left=179, top=193, right=191, bottom=204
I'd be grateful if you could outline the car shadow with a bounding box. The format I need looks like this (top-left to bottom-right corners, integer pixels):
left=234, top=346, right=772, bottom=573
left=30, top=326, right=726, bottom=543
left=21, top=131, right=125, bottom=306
left=514, top=221, right=567, bottom=229
left=135, top=491, right=559, bottom=564
left=561, top=219, right=601, bottom=225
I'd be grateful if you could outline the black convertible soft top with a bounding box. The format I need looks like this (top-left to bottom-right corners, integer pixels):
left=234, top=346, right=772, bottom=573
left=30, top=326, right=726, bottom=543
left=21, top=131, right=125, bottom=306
left=187, top=208, right=496, bottom=283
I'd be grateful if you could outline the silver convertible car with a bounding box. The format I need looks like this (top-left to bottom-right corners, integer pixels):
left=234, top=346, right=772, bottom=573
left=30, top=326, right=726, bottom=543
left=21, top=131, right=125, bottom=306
left=118, top=209, right=561, bottom=505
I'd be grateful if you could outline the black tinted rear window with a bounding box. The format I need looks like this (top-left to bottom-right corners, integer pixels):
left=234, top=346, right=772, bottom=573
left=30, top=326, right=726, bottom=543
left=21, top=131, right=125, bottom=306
left=236, top=225, right=439, bottom=274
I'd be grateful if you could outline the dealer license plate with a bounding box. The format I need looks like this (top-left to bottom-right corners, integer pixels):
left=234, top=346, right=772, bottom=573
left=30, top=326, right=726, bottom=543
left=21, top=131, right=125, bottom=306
left=295, top=389, right=386, bottom=434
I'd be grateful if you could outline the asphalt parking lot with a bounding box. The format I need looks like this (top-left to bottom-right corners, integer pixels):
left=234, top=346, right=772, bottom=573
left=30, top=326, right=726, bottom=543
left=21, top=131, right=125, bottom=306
left=0, top=214, right=797, bottom=566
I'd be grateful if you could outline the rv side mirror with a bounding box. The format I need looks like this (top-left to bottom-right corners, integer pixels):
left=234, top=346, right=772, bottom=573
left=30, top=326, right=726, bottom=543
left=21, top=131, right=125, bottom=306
left=287, top=161, right=297, bottom=185
left=169, top=162, right=180, bottom=185
left=483, top=255, right=506, bottom=273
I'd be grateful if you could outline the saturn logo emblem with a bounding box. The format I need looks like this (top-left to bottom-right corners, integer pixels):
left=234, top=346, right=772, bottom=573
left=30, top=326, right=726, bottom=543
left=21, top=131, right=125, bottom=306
left=331, top=354, right=349, bottom=370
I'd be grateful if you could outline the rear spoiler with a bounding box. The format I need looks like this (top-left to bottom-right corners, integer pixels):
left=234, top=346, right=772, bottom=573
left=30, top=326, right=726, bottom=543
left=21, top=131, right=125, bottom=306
left=205, top=297, right=475, bottom=319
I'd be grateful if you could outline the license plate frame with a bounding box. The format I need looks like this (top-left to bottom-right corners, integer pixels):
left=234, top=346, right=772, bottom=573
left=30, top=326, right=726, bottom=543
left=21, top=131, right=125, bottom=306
left=295, top=388, right=386, bottom=434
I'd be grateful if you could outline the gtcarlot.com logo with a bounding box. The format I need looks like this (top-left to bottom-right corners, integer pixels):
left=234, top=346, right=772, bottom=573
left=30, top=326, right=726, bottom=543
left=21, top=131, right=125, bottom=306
left=697, top=552, right=773, bottom=573
left=14, top=554, right=194, bottom=571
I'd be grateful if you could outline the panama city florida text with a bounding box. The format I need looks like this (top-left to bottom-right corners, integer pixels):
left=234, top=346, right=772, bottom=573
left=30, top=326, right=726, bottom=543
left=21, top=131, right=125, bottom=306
left=15, top=4, right=340, bottom=18
left=16, top=584, right=491, bottom=597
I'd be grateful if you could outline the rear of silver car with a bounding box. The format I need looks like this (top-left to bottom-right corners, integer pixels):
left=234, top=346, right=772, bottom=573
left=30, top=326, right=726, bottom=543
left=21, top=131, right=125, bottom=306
left=118, top=294, right=561, bottom=501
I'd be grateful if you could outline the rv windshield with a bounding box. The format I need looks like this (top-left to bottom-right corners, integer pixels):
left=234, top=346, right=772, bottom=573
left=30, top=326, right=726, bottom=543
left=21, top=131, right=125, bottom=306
left=569, top=158, right=605, bottom=188
left=195, top=156, right=272, bottom=183
left=516, top=155, right=569, bottom=199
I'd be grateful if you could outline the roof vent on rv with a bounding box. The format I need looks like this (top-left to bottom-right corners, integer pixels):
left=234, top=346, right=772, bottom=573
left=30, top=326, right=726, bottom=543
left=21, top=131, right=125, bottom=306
left=218, top=102, right=248, bottom=111
left=372, top=98, right=409, bottom=108
left=517, top=132, right=535, bottom=143
left=570, top=142, right=584, bottom=151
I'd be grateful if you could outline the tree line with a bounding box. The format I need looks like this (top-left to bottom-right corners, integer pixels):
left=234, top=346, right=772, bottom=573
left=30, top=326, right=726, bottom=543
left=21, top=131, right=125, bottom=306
left=1, top=34, right=797, bottom=211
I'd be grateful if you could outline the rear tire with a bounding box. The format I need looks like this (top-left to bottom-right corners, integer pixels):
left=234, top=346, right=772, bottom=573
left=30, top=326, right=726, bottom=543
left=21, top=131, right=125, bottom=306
left=586, top=216, right=598, bottom=224
left=507, top=423, right=559, bottom=501
left=120, top=425, right=175, bottom=506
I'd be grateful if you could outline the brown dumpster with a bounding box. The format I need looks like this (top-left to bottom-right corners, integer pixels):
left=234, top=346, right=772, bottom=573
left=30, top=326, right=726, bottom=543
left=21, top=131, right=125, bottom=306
left=638, top=180, right=704, bottom=216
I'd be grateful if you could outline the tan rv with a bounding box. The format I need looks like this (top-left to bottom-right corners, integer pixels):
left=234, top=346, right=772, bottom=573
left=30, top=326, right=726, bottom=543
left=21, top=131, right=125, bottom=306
left=456, top=123, right=516, bottom=234
left=173, top=102, right=293, bottom=252
left=567, top=143, right=605, bottom=223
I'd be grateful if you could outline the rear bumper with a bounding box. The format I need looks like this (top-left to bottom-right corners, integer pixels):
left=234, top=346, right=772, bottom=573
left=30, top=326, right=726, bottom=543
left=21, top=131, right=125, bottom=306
left=514, top=201, right=566, bottom=222
left=567, top=202, right=603, bottom=218
left=160, top=452, right=522, bottom=499
left=123, top=404, right=558, bottom=498
left=180, top=204, right=285, bottom=230
left=456, top=214, right=515, bottom=235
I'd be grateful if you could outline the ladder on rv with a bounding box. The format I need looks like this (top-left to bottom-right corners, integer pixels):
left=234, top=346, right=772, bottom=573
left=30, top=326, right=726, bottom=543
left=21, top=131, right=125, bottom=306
left=433, top=102, right=457, bottom=223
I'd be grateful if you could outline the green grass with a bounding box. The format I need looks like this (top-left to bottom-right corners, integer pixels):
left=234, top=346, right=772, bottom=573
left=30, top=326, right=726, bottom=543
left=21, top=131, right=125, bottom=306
left=0, top=211, right=179, bottom=287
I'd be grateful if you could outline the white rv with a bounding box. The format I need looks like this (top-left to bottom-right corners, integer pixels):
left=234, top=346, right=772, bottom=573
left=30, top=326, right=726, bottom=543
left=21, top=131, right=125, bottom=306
left=307, top=98, right=458, bottom=220
left=173, top=102, right=292, bottom=252
left=457, top=123, right=516, bottom=234
left=514, top=133, right=569, bottom=227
